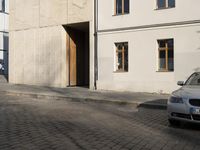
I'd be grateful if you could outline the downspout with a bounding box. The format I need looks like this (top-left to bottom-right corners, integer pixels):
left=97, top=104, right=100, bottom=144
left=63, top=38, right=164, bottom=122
left=94, top=0, right=98, bottom=90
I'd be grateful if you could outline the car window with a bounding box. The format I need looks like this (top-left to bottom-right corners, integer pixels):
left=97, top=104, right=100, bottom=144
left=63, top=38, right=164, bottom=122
left=186, top=73, right=200, bottom=85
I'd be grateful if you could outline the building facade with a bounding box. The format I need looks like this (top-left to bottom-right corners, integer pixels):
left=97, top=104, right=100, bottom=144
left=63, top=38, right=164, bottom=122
left=96, top=0, right=200, bottom=93
left=9, top=0, right=200, bottom=93
left=9, top=0, right=95, bottom=89
left=0, top=0, right=9, bottom=75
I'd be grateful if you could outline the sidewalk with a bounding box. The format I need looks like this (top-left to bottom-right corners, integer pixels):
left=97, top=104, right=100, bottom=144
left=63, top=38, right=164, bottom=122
left=0, top=76, right=169, bottom=109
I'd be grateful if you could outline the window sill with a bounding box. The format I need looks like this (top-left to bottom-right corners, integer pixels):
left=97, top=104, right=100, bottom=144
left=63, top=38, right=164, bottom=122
left=113, top=70, right=128, bottom=73
left=0, top=11, right=9, bottom=15
left=156, top=70, right=174, bottom=73
left=112, top=13, right=130, bottom=17
left=155, top=7, right=175, bottom=11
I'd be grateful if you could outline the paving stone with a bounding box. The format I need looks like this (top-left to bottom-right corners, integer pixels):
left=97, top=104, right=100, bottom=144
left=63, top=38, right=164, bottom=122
left=0, top=93, right=199, bottom=150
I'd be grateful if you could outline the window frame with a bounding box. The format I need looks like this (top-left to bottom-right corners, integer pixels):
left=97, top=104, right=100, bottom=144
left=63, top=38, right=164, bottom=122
left=114, top=42, right=129, bottom=73
left=156, top=0, right=175, bottom=10
left=157, top=39, right=174, bottom=72
left=114, top=0, right=130, bottom=16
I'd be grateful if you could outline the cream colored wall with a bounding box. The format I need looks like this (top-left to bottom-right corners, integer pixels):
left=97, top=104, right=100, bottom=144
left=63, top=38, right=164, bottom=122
left=9, top=0, right=93, bottom=87
left=98, top=0, right=200, bottom=31
left=97, top=24, right=200, bottom=93
left=97, top=0, right=200, bottom=93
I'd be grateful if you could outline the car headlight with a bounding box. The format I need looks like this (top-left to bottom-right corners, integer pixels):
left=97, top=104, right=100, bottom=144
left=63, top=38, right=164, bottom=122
left=169, top=96, right=183, bottom=103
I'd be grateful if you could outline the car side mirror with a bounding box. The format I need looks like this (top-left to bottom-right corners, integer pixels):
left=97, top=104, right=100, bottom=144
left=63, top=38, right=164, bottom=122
left=177, top=81, right=185, bottom=86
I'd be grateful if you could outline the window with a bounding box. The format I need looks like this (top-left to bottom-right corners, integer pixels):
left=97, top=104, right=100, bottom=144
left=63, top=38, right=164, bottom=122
left=115, top=0, right=129, bottom=15
left=0, top=0, right=5, bottom=12
left=115, top=42, right=128, bottom=72
left=157, top=0, right=175, bottom=9
left=158, top=39, right=174, bottom=71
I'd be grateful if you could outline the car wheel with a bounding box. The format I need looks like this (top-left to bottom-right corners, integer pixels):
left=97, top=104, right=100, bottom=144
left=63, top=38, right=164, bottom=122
left=168, top=119, right=180, bottom=126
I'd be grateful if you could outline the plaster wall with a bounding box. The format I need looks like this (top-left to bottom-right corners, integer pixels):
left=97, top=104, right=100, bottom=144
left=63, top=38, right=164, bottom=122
left=97, top=24, right=200, bottom=93
left=98, top=0, right=200, bottom=31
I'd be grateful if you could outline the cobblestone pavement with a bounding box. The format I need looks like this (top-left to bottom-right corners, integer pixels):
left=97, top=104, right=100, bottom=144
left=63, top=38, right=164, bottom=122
left=0, top=93, right=200, bottom=150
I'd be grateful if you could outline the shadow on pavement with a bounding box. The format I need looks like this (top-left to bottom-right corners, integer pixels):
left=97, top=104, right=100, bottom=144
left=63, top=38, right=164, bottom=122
left=170, top=121, right=200, bottom=131
left=138, top=99, right=168, bottom=109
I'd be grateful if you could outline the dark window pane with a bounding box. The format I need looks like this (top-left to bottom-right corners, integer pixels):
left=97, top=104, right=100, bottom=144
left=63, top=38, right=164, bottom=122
left=160, top=50, right=166, bottom=58
left=168, top=50, right=173, bottom=58
left=168, top=50, right=174, bottom=71
left=124, top=0, right=129, bottom=14
left=124, top=43, right=128, bottom=50
left=158, top=40, right=166, bottom=48
left=117, top=44, right=123, bottom=50
left=3, top=0, right=4, bottom=11
left=0, top=0, right=5, bottom=12
left=168, top=0, right=175, bottom=7
left=167, top=39, right=173, bottom=48
left=116, top=0, right=122, bottom=14
left=159, top=51, right=166, bottom=69
left=124, top=43, right=128, bottom=71
left=3, top=33, right=9, bottom=51
left=117, top=52, right=123, bottom=70
left=157, top=0, right=166, bottom=8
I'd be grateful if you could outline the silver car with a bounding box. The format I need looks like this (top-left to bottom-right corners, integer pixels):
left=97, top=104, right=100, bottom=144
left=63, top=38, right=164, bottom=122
left=168, top=72, right=200, bottom=125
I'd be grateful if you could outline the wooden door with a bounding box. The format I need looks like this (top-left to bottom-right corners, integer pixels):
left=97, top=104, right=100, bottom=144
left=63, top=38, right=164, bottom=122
left=69, top=30, right=77, bottom=86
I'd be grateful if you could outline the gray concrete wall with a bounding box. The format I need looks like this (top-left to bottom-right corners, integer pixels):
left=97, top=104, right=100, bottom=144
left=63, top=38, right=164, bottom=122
left=9, top=0, right=94, bottom=88
left=9, top=26, right=67, bottom=87
left=10, top=0, right=92, bottom=31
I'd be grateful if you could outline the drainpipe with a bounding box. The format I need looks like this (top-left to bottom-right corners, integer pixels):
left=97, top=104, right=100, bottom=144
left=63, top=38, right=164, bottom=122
left=94, top=0, right=98, bottom=90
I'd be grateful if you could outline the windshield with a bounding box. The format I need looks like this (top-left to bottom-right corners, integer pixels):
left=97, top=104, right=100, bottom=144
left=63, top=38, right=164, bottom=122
left=185, top=72, right=200, bottom=86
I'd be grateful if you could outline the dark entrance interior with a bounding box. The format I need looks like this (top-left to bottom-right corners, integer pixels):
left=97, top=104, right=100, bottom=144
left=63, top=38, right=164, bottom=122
left=65, top=22, right=89, bottom=87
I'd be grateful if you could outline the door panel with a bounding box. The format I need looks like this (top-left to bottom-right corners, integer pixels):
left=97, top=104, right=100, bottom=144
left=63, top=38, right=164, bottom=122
left=69, top=31, right=77, bottom=86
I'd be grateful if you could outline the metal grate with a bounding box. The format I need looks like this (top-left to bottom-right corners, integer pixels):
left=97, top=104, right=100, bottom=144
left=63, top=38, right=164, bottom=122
left=189, top=99, right=200, bottom=107
left=192, top=115, right=200, bottom=121
left=171, top=113, right=191, bottom=120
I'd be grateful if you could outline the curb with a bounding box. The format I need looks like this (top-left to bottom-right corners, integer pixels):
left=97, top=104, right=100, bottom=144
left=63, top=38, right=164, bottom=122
left=1, top=90, right=167, bottom=110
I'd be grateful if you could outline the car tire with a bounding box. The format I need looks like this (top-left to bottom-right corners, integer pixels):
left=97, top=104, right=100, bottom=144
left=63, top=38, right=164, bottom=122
left=168, top=119, right=180, bottom=126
